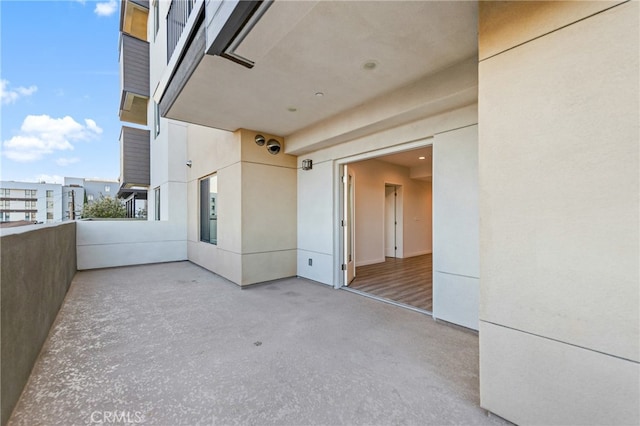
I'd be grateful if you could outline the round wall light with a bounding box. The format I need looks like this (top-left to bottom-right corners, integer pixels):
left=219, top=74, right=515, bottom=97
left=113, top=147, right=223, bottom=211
left=266, top=139, right=281, bottom=155
left=255, top=134, right=266, bottom=146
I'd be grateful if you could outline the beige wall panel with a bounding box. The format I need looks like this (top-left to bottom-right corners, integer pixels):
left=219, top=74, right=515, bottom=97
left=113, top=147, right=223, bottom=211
left=241, top=250, right=297, bottom=286
left=186, top=126, right=240, bottom=280
left=479, top=2, right=639, bottom=361
left=241, top=162, right=297, bottom=253
left=187, top=240, right=219, bottom=277
left=187, top=125, right=239, bottom=179
left=432, top=125, right=479, bottom=278
left=480, top=321, right=640, bottom=425
left=239, top=129, right=296, bottom=168
left=479, top=1, right=624, bottom=60
left=217, top=163, right=242, bottom=255
left=217, top=248, right=243, bottom=285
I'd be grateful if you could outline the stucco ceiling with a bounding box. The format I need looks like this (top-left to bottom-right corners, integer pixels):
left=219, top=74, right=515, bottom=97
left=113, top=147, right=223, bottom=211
left=167, top=0, right=478, bottom=137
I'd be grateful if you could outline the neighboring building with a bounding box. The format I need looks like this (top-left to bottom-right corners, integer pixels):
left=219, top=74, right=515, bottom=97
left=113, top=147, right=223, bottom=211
left=64, top=177, right=119, bottom=203
left=118, top=1, right=638, bottom=425
left=0, top=181, right=63, bottom=223
left=0, top=178, right=122, bottom=223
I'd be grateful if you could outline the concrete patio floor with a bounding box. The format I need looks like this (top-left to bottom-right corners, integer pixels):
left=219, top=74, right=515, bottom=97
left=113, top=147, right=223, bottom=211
left=9, top=261, right=510, bottom=425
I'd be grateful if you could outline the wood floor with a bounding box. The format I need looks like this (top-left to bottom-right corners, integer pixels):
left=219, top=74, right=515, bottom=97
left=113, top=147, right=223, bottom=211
left=349, top=254, right=433, bottom=312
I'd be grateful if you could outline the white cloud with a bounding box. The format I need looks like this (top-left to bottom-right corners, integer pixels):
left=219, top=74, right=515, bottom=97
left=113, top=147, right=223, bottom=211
left=84, top=118, right=102, bottom=134
left=94, top=0, right=117, bottom=17
left=2, top=115, right=103, bottom=162
left=35, top=174, right=65, bottom=185
left=1, top=79, right=38, bottom=105
left=56, top=157, right=80, bottom=166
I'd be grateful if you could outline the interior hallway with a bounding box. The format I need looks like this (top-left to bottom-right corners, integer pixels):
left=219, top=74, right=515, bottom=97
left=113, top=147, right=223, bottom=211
left=9, top=261, right=508, bottom=425
left=350, top=254, right=432, bottom=312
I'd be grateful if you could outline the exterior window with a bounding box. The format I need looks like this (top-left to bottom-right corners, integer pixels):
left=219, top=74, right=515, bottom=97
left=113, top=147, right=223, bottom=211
left=154, top=0, right=160, bottom=40
left=1, top=212, right=10, bottom=221
left=25, top=201, right=36, bottom=209
left=154, top=187, right=160, bottom=220
left=0, top=188, right=9, bottom=197
left=47, top=201, right=54, bottom=209
left=0, top=200, right=9, bottom=208
left=25, top=189, right=36, bottom=197
left=25, top=212, right=36, bottom=221
left=104, top=185, right=111, bottom=193
left=199, top=174, right=217, bottom=245
left=154, top=102, right=160, bottom=138
left=88, top=194, right=94, bottom=201
left=47, top=212, right=53, bottom=220
left=46, top=190, right=53, bottom=198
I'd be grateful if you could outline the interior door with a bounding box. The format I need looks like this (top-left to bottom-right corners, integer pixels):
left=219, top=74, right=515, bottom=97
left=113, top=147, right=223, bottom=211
left=385, top=185, right=397, bottom=258
left=343, top=165, right=356, bottom=285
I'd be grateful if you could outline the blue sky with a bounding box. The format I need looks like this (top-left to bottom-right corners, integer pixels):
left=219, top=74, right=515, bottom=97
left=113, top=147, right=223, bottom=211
left=1, top=0, right=123, bottom=184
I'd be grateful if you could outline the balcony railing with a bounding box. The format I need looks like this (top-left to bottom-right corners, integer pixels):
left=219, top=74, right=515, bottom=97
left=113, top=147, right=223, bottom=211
left=167, top=0, right=195, bottom=63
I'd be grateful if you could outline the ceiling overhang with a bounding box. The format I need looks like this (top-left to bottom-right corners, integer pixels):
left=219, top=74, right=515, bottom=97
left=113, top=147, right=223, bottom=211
left=161, top=1, right=478, bottom=141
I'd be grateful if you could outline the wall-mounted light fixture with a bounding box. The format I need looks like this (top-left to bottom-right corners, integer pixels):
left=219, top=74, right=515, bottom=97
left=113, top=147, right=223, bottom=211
left=255, top=134, right=265, bottom=146
left=186, top=160, right=192, bottom=167
left=302, top=159, right=313, bottom=170
left=266, top=139, right=281, bottom=155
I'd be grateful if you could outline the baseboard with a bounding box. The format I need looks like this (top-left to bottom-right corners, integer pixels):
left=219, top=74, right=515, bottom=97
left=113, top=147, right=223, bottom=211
left=401, top=250, right=432, bottom=258
left=355, top=257, right=385, bottom=267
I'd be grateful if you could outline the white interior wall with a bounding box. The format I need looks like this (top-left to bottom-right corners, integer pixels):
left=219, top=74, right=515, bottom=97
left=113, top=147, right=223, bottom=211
left=478, top=2, right=639, bottom=424
left=347, top=159, right=431, bottom=266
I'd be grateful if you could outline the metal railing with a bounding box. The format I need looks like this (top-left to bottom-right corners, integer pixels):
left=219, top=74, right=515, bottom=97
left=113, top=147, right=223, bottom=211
left=166, top=0, right=195, bottom=63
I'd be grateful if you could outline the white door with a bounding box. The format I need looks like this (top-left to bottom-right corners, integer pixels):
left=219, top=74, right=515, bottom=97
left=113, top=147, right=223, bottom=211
left=343, top=165, right=356, bottom=285
left=385, top=185, right=397, bottom=257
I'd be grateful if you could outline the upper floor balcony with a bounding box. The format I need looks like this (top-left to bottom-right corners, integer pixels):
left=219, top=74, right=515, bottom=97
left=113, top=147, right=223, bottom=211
left=119, top=0, right=149, bottom=41
left=118, top=126, right=150, bottom=194
left=119, top=33, right=150, bottom=126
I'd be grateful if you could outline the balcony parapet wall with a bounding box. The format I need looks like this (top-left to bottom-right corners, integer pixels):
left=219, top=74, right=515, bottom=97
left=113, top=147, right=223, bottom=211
left=1, top=222, right=77, bottom=426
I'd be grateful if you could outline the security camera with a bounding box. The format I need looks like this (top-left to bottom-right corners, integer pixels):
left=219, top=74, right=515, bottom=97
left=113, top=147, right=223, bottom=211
left=186, top=160, right=192, bottom=167
left=255, top=134, right=265, bottom=146
left=266, top=139, right=281, bottom=155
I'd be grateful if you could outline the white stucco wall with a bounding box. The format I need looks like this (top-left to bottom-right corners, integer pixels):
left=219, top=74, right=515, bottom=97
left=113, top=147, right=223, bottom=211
left=432, top=125, right=479, bottom=330
left=76, top=220, right=187, bottom=269
left=478, top=1, right=639, bottom=424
